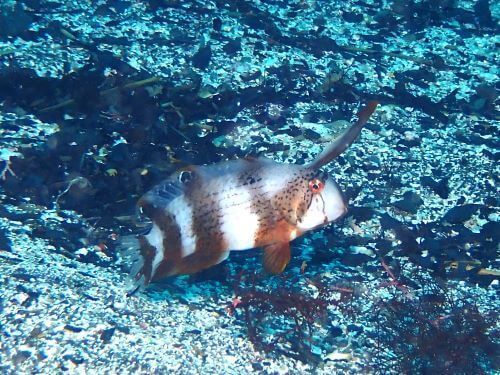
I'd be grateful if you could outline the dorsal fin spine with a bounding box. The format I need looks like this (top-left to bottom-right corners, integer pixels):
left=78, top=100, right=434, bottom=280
left=307, top=101, right=378, bottom=169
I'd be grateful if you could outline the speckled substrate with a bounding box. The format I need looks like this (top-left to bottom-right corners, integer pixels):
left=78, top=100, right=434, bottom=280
left=0, top=0, right=499, bottom=373
left=0, top=203, right=497, bottom=374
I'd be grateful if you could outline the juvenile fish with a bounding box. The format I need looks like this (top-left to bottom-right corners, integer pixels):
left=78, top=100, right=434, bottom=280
left=122, top=102, right=378, bottom=291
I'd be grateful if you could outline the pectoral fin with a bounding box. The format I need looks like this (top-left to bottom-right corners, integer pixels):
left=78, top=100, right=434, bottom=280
left=263, top=242, right=291, bottom=274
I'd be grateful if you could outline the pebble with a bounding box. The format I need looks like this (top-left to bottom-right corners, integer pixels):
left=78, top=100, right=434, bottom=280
left=442, top=204, right=482, bottom=224
left=393, top=191, right=423, bottom=214
left=100, top=327, right=116, bottom=343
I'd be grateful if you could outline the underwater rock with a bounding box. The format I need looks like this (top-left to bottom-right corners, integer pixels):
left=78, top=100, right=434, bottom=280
left=374, top=10, right=399, bottom=29
left=349, top=206, right=377, bottom=222
left=474, top=0, right=496, bottom=29
left=380, top=213, right=420, bottom=254
left=341, top=252, right=373, bottom=267
left=192, top=44, right=212, bottom=70
left=421, top=176, right=449, bottom=199
left=212, top=17, right=222, bottom=32
left=222, top=39, right=241, bottom=55
left=265, top=143, right=291, bottom=153
left=480, top=221, right=500, bottom=242
left=398, top=133, right=421, bottom=148
left=393, top=192, right=423, bottom=214
left=100, top=327, right=116, bottom=343
left=0, top=3, right=33, bottom=37
left=342, top=11, right=364, bottom=23
left=330, top=326, right=343, bottom=337
left=442, top=204, right=483, bottom=224
left=346, top=324, right=363, bottom=335
left=386, top=83, right=449, bottom=123
left=62, top=354, right=85, bottom=366
left=0, top=225, right=12, bottom=252
left=469, top=84, right=498, bottom=114
left=303, top=128, right=321, bottom=141
left=275, top=126, right=302, bottom=137
left=454, top=131, right=499, bottom=148
left=64, top=324, right=85, bottom=333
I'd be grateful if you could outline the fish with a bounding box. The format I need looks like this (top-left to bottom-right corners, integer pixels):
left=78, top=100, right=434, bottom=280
left=121, top=102, right=378, bottom=292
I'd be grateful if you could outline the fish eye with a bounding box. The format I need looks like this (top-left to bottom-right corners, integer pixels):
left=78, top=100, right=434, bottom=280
left=179, top=170, right=193, bottom=184
left=308, top=178, right=324, bottom=194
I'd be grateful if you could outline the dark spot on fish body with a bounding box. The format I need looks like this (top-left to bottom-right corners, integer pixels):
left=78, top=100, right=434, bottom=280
left=246, top=176, right=257, bottom=185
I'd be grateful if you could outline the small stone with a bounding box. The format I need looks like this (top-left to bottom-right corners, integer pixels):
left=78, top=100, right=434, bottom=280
left=303, top=128, right=322, bottom=140
left=64, top=324, right=84, bottom=333
left=100, top=327, right=115, bottom=343
left=223, top=39, right=241, bottom=54
left=393, top=192, right=423, bottom=214
left=212, top=17, right=222, bottom=32
left=13, top=350, right=31, bottom=365
left=13, top=292, right=29, bottom=305
left=330, top=326, right=343, bottom=337
left=443, top=204, right=482, bottom=224
left=325, top=351, right=352, bottom=361
left=421, top=176, right=449, bottom=199
left=224, top=355, right=238, bottom=364
left=347, top=324, right=363, bottom=334
left=192, top=44, right=212, bottom=70
left=0, top=3, right=33, bottom=37
left=116, top=325, right=130, bottom=334
left=252, top=362, right=263, bottom=371
left=63, top=354, right=85, bottom=365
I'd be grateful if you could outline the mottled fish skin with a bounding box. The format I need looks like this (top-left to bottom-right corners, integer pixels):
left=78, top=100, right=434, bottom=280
left=124, top=102, right=378, bottom=289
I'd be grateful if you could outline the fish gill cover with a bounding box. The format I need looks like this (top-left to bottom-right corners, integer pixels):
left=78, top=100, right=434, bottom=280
left=0, top=0, right=498, bottom=374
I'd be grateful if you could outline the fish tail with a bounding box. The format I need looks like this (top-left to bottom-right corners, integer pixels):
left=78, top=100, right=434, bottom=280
left=118, top=234, right=153, bottom=296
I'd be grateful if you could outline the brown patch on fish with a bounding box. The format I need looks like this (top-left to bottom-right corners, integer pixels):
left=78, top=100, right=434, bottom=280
left=151, top=212, right=184, bottom=280
left=137, top=235, right=155, bottom=283
left=137, top=197, right=185, bottom=280
left=254, top=218, right=300, bottom=247
left=169, top=169, right=229, bottom=275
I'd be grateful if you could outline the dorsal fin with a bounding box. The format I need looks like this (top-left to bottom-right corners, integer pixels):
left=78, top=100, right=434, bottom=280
left=307, top=101, right=378, bottom=169
left=139, top=179, right=184, bottom=209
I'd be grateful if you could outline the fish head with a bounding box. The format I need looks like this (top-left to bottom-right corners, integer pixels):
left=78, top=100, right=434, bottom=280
left=294, top=169, right=348, bottom=232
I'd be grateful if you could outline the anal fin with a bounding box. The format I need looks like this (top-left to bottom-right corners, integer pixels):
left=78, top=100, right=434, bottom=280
left=263, top=242, right=291, bottom=274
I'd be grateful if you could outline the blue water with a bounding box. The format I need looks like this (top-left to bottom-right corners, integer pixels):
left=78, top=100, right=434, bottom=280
left=0, top=1, right=498, bottom=373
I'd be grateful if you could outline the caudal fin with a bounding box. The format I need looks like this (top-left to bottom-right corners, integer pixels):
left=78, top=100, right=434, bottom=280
left=307, top=101, right=378, bottom=169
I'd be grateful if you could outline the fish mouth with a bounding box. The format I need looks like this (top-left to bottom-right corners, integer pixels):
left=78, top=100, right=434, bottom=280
left=336, top=204, right=349, bottom=221
left=326, top=204, right=348, bottom=223
left=322, top=182, right=349, bottom=223
left=320, top=193, right=348, bottom=224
